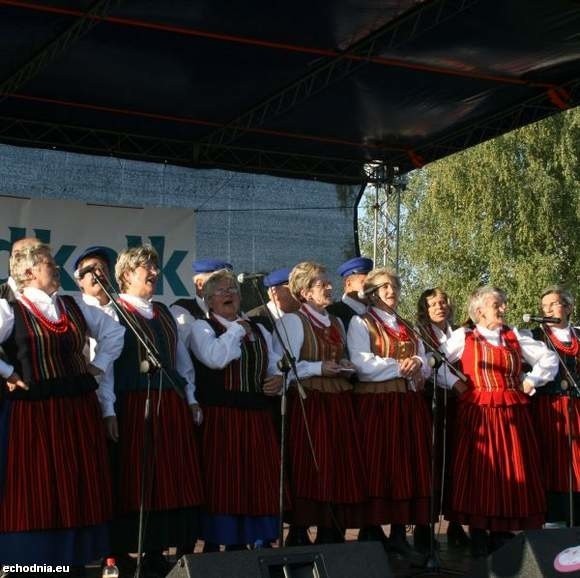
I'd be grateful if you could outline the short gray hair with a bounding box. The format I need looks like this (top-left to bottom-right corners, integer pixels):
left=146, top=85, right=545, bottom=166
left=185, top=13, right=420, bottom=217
left=288, top=261, right=326, bottom=302
left=468, top=286, right=507, bottom=324
left=115, top=245, right=159, bottom=292
left=540, top=285, right=574, bottom=309
left=362, top=267, right=401, bottom=297
left=202, top=269, right=239, bottom=302
left=10, top=242, right=52, bottom=291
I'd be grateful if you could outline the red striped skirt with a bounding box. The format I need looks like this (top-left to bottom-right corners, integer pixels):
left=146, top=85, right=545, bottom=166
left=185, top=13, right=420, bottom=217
left=0, top=393, right=111, bottom=532
left=287, top=389, right=366, bottom=510
left=356, top=391, right=432, bottom=525
left=449, top=400, right=545, bottom=531
left=200, top=405, right=284, bottom=515
left=532, top=395, right=580, bottom=492
left=116, top=390, right=204, bottom=513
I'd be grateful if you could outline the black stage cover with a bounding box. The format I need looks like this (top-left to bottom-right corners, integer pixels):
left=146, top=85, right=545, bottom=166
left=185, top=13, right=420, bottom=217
left=0, top=0, right=578, bottom=184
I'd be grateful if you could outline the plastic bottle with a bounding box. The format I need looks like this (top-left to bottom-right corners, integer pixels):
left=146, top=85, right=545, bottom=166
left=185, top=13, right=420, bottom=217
left=102, top=558, right=119, bottom=578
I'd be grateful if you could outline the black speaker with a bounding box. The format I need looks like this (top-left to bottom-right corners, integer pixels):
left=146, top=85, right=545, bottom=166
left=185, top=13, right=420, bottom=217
left=472, top=527, right=580, bottom=577
left=168, top=542, right=392, bottom=578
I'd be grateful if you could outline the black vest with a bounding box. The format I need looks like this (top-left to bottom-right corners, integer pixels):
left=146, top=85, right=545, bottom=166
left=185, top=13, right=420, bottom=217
left=113, top=301, right=187, bottom=396
left=533, top=326, right=580, bottom=397
left=194, top=317, right=270, bottom=409
left=3, top=296, right=96, bottom=399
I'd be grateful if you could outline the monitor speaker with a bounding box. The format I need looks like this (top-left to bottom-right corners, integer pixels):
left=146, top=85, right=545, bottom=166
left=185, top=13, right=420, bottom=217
left=167, top=541, right=393, bottom=578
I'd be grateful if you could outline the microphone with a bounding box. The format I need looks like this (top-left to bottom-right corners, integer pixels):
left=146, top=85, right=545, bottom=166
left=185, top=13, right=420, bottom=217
left=74, top=263, right=99, bottom=280
left=357, top=280, right=390, bottom=300
left=522, top=314, right=561, bottom=324
left=237, top=272, right=264, bottom=283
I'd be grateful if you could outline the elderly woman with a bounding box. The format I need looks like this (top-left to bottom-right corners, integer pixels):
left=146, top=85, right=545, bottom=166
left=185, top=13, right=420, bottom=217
left=102, top=245, right=204, bottom=574
left=438, top=286, right=558, bottom=556
left=531, top=286, right=580, bottom=527
left=274, top=261, right=366, bottom=546
left=415, top=288, right=470, bottom=549
left=183, top=268, right=284, bottom=551
left=347, top=268, right=430, bottom=563
left=0, top=242, right=124, bottom=567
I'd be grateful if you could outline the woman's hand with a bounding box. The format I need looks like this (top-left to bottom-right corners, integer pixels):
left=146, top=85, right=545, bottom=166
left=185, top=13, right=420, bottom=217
left=190, top=403, right=203, bottom=425
left=6, top=372, right=28, bottom=392
left=321, top=360, right=343, bottom=376
left=87, top=364, right=103, bottom=377
left=398, top=356, right=421, bottom=378
left=103, top=416, right=119, bottom=442
left=453, top=380, right=468, bottom=394
left=521, top=379, right=536, bottom=396
left=263, top=375, right=283, bottom=395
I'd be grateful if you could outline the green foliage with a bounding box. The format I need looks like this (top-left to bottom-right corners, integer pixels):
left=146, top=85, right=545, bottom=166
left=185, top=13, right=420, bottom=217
left=360, top=109, right=580, bottom=325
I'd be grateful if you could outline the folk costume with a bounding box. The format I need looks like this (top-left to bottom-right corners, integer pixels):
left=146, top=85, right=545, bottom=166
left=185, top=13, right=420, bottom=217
left=275, top=304, right=367, bottom=534
left=348, top=308, right=432, bottom=527
left=0, top=288, right=124, bottom=565
left=532, top=324, right=580, bottom=523
left=439, top=325, right=558, bottom=532
left=102, top=294, right=204, bottom=553
left=188, top=312, right=284, bottom=546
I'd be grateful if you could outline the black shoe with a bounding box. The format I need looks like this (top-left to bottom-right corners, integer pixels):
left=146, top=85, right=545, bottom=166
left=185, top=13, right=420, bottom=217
left=389, top=530, right=426, bottom=566
left=447, top=522, right=471, bottom=548
left=470, top=528, right=489, bottom=558
left=413, top=525, right=440, bottom=554
left=358, top=526, right=388, bottom=544
left=143, top=552, right=174, bottom=577
left=285, top=526, right=312, bottom=547
left=315, top=527, right=340, bottom=544
left=489, top=531, right=515, bottom=552
left=224, top=544, right=248, bottom=551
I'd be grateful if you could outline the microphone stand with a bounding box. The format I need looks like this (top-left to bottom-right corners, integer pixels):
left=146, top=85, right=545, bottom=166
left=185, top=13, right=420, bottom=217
left=540, top=324, right=580, bottom=528
left=89, top=271, right=183, bottom=578
left=379, top=303, right=466, bottom=575
left=244, top=278, right=321, bottom=548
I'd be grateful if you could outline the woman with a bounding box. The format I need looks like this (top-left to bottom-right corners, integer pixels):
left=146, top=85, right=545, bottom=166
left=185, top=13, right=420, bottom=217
left=531, top=286, right=580, bottom=526
left=439, top=286, right=558, bottom=556
left=415, top=288, right=470, bottom=549
left=102, top=245, right=204, bottom=573
left=185, top=269, right=284, bottom=550
left=0, top=242, right=124, bottom=567
left=347, top=268, right=430, bottom=564
left=275, top=261, right=366, bottom=546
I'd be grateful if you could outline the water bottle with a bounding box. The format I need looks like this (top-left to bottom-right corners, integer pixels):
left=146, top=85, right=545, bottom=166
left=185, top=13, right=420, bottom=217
left=102, top=558, right=119, bottom=578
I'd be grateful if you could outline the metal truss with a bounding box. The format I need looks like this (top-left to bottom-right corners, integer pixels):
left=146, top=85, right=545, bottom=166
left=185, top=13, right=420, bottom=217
left=0, top=115, right=369, bottom=184
left=202, top=0, right=480, bottom=149
left=0, top=0, right=123, bottom=100
left=406, top=78, right=580, bottom=169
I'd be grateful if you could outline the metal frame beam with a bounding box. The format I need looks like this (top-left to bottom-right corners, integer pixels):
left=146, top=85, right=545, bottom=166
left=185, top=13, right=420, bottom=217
left=0, top=0, right=123, bottom=100
left=0, top=115, right=369, bottom=183
left=202, top=0, right=480, bottom=148
left=408, top=79, right=580, bottom=167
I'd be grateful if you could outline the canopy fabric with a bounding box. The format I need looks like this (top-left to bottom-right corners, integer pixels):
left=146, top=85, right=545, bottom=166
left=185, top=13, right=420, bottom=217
left=0, top=0, right=578, bottom=183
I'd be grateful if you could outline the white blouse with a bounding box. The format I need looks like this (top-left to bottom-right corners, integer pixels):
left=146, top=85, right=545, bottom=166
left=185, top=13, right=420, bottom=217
left=436, top=324, right=559, bottom=391
left=190, top=312, right=281, bottom=375
left=0, top=287, right=125, bottom=384
left=274, top=303, right=350, bottom=382
left=96, top=293, right=197, bottom=417
left=347, top=306, right=430, bottom=384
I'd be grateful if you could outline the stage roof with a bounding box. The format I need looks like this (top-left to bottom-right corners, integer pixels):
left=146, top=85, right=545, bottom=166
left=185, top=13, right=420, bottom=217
left=0, top=0, right=578, bottom=184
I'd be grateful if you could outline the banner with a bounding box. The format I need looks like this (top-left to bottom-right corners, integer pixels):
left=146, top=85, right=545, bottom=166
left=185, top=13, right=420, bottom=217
left=0, top=197, right=195, bottom=304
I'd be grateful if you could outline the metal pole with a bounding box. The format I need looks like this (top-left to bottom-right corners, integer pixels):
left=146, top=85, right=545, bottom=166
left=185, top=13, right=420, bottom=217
left=372, top=183, right=379, bottom=265
left=395, top=180, right=401, bottom=273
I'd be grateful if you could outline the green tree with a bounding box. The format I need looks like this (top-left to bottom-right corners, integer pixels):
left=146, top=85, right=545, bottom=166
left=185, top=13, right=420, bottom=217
left=360, top=108, right=580, bottom=325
